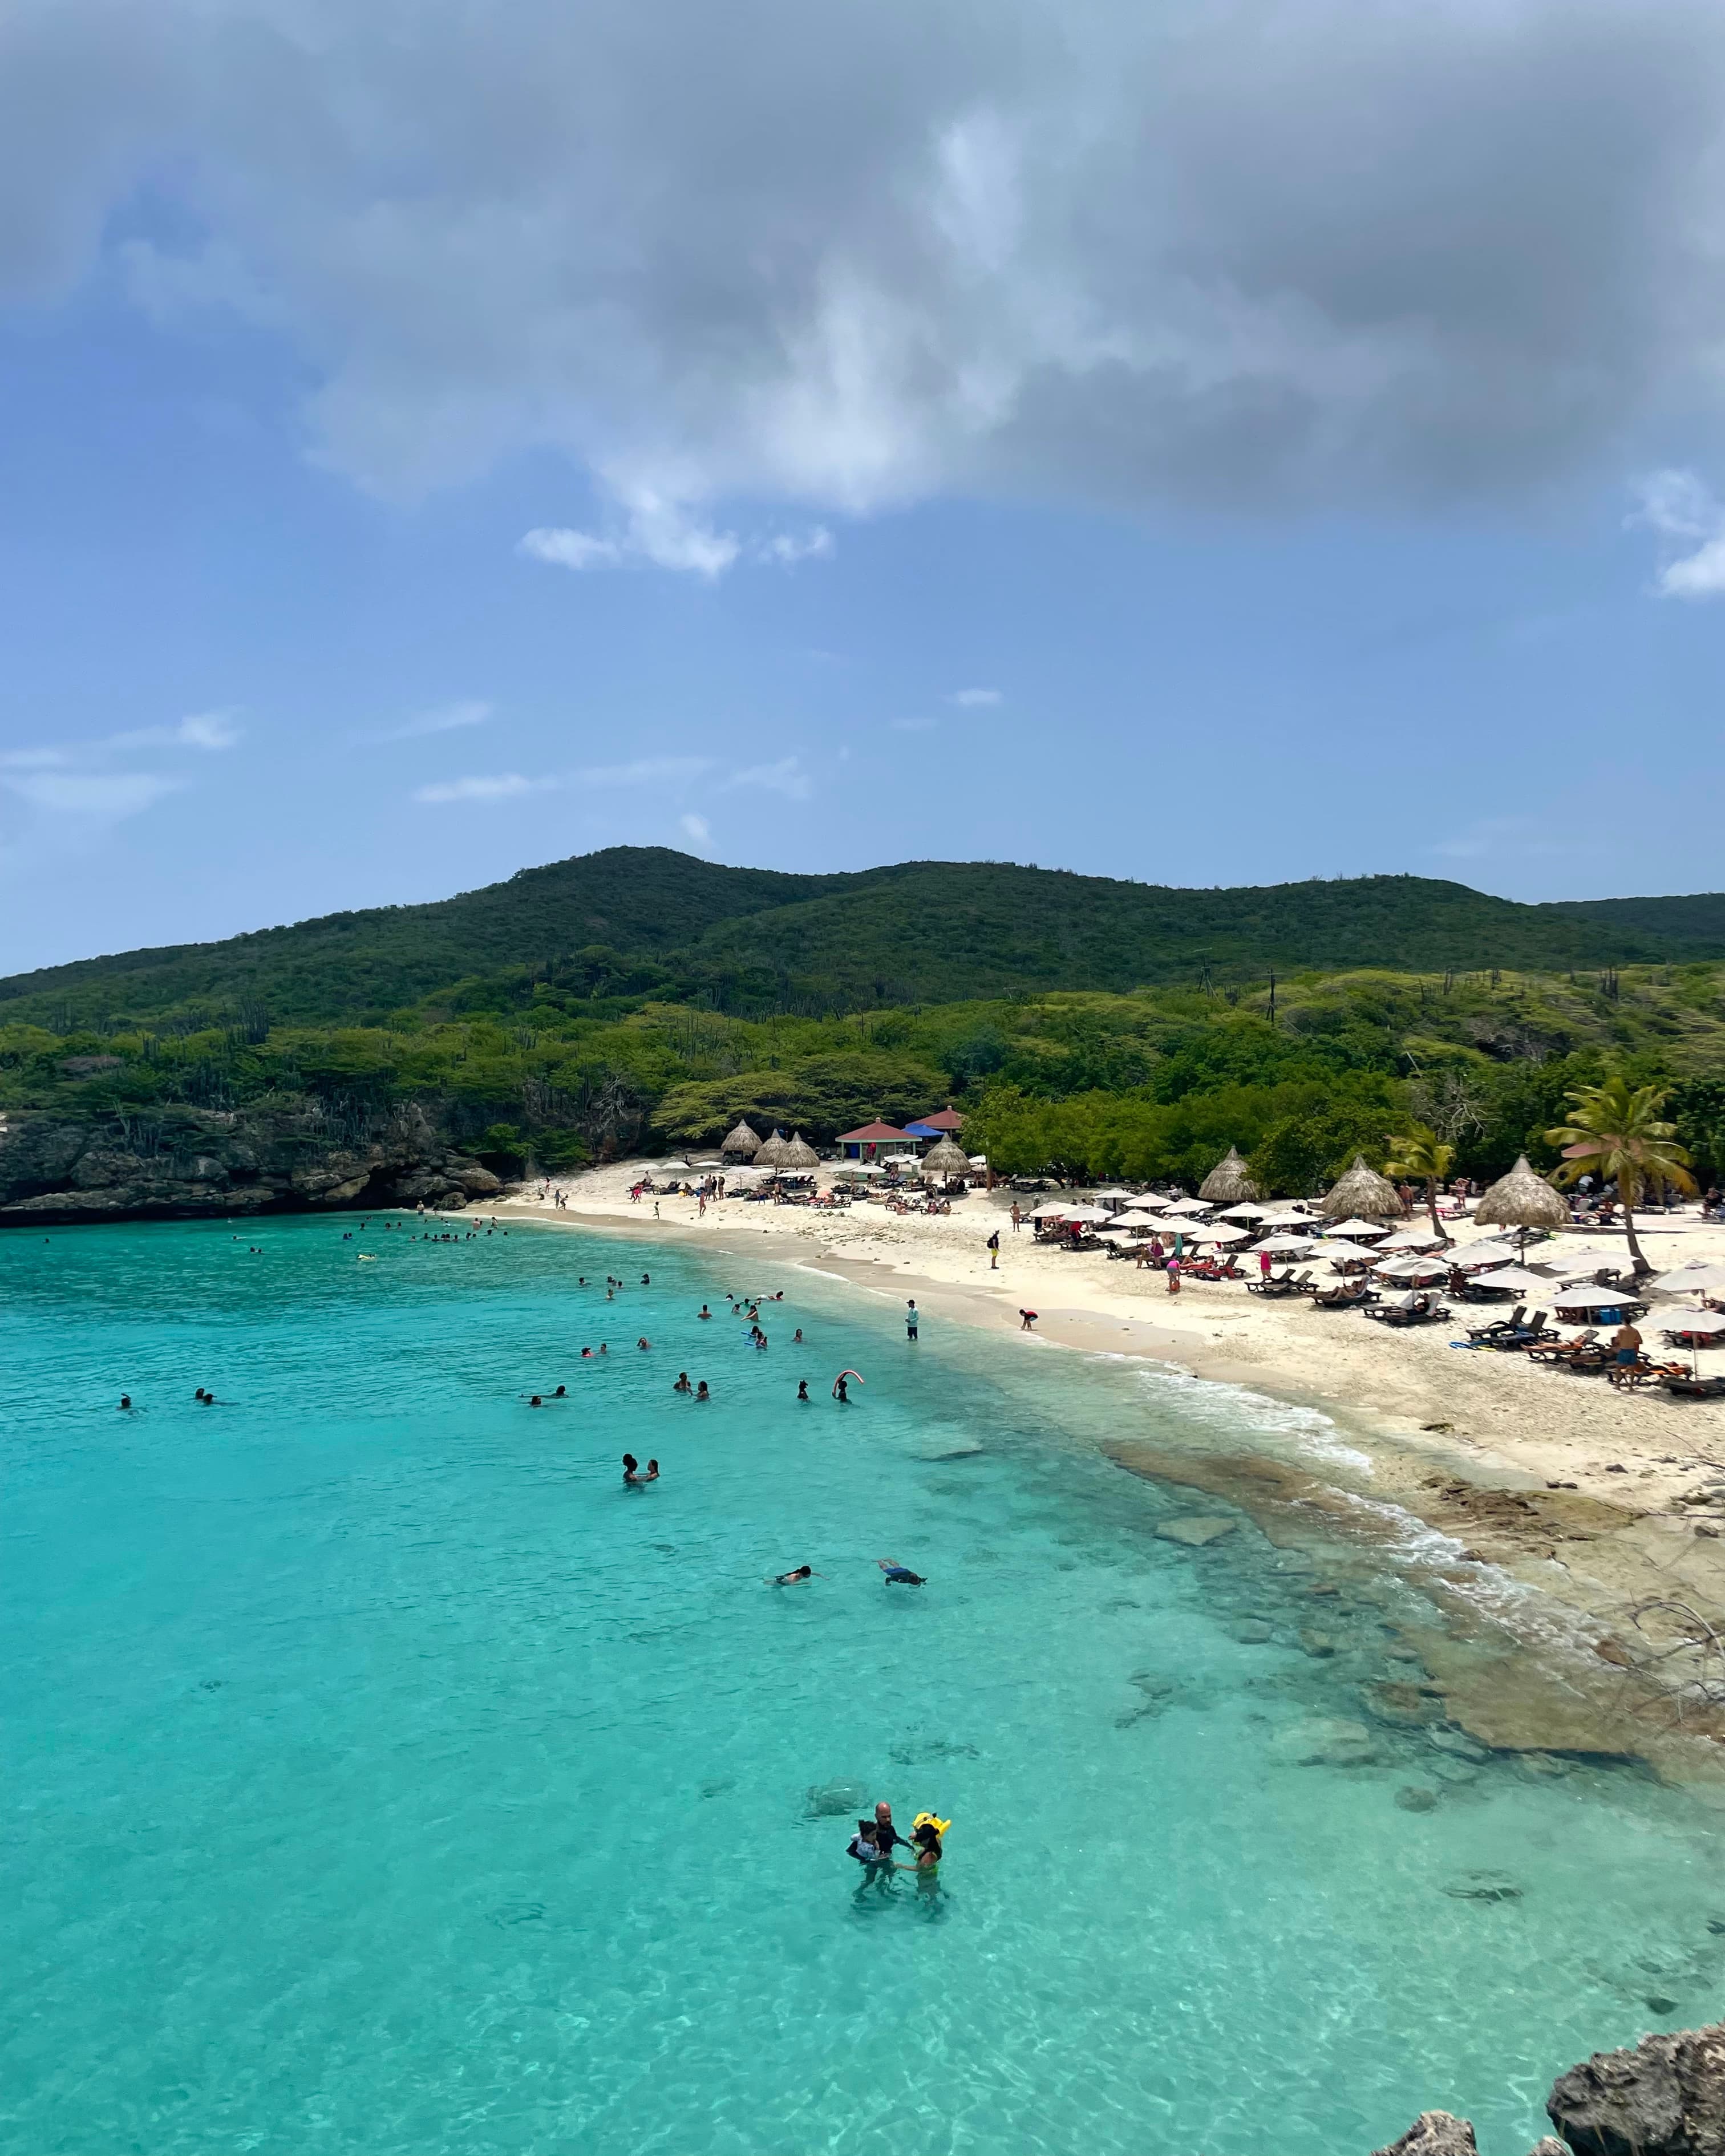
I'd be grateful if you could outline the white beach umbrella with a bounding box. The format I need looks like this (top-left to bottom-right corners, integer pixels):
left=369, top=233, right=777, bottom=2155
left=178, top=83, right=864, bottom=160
left=1030, top=1203, right=1074, bottom=1219
left=1649, top=1262, right=1725, bottom=1299
left=1194, top=1224, right=1250, bottom=1244
left=1161, top=1197, right=1213, bottom=1215
left=1664, top=1311, right=1725, bottom=1336
left=1325, top=1218, right=1394, bottom=1239
left=1256, top=1232, right=1317, bottom=1254
left=1377, top=1229, right=1445, bottom=1252
left=1217, top=1200, right=1270, bottom=1221
left=1371, top=1253, right=1449, bottom=1280
left=1258, top=1208, right=1317, bottom=1229
left=1450, top=1238, right=1522, bottom=1268
left=1463, top=1266, right=1550, bottom=1295
left=1058, top=1205, right=1115, bottom=1224
left=1551, top=1282, right=1643, bottom=1311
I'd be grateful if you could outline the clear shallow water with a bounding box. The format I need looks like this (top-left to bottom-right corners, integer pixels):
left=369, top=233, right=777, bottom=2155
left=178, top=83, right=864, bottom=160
left=3, top=1217, right=1721, bottom=2156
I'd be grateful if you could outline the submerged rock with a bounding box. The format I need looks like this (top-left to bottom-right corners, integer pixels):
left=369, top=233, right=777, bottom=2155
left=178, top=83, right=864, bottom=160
left=1269, top=1716, right=1377, bottom=1768
left=1430, top=1727, right=1489, bottom=1762
left=1367, top=1682, right=1447, bottom=1728
left=1395, top=1785, right=1440, bottom=1812
left=1229, top=1619, right=1276, bottom=1645
left=1156, top=1516, right=1238, bottom=1547
left=1443, top=1871, right=1522, bottom=1902
left=1372, top=2114, right=1477, bottom=2156
left=804, top=1780, right=870, bottom=1818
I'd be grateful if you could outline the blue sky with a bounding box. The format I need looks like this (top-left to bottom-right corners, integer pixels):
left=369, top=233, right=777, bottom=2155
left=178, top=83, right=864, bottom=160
left=2, top=0, right=1724, bottom=974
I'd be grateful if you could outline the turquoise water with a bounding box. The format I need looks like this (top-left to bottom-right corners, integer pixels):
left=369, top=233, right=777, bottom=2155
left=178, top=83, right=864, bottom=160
left=3, top=1216, right=1720, bottom=2156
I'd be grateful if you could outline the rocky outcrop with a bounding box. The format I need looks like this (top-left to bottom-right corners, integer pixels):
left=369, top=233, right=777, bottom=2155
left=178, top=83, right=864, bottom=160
left=0, top=1103, right=503, bottom=1226
left=1546, top=2024, right=1725, bottom=2156
left=1374, top=2022, right=1725, bottom=2156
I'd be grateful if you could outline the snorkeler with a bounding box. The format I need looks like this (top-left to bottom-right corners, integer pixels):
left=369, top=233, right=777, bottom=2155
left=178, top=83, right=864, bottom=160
left=774, top=1565, right=816, bottom=1584
left=877, top=1559, right=926, bottom=1587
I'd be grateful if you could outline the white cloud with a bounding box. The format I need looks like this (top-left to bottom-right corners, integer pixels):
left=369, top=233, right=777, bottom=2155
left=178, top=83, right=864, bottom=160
left=726, top=756, right=811, bottom=800
left=577, top=755, right=714, bottom=787
left=389, top=699, right=493, bottom=739
left=167, top=710, right=241, bottom=750
left=519, top=527, right=624, bottom=573
left=412, top=772, right=535, bottom=804
left=679, top=813, right=711, bottom=844
left=949, top=687, right=1002, bottom=707
left=15, top=0, right=1716, bottom=525
left=2, top=772, right=184, bottom=820
left=521, top=492, right=828, bottom=581
left=1631, top=469, right=1725, bottom=597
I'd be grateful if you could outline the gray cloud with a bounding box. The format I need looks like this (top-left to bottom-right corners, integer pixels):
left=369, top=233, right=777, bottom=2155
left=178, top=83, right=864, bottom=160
left=6, top=0, right=1725, bottom=521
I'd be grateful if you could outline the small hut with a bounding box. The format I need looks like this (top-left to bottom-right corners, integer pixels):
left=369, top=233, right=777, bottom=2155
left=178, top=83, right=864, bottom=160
left=1319, top=1155, right=1407, bottom=1221
left=1473, top=1154, right=1568, bottom=1253
left=720, top=1118, right=762, bottom=1161
left=921, top=1136, right=971, bottom=1181
left=754, top=1130, right=791, bottom=1172
left=1198, top=1146, right=1263, bottom=1205
left=779, top=1132, right=820, bottom=1174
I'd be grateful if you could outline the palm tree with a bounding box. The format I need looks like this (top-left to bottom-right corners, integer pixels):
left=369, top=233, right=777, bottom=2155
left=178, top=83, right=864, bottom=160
left=1543, top=1076, right=1696, bottom=1277
left=1383, top=1125, right=1456, bottom=1245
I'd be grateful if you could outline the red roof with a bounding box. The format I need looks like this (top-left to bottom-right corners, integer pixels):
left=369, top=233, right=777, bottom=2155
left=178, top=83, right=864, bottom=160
left=838, top=1122, right=914, bottom=1142
left=919, top=1106, right=966, bottom=1131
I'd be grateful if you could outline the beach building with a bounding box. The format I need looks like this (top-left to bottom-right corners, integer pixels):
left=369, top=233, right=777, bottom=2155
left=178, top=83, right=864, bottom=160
left=904, top=1105, right=967, bottom=1139
left=836, top=1120, right=921, bottom=1162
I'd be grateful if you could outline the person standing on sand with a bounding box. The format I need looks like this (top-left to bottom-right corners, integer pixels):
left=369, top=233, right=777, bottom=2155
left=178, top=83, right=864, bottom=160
left=1611, top=1319, right=1643, bottom=1377
left=1010, top=1202, right=1022, bottom=1233
left=1019, top=1308, right=1038, bottom=1331
left=1167, top=1254, right=1181, bottom=1295
left=987, top=1231, right=1000, bottom=1270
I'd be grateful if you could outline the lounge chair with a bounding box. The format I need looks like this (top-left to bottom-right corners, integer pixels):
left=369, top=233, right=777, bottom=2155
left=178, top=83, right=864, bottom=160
left=1609, top=1356, right=1688, bottom=1392
left=1526, top=1328, right=1598, bottom=1366
left=1466, top=1306, right=1526, bottom=1344
left=1478, top=1309, right=1552, bottom=1351
left=1363, top=1292, right=1452, bottom=1327
left=1661, top=1373, right=1725, bottom=1400
left=1310, top=1280, right=1374, bottom=1310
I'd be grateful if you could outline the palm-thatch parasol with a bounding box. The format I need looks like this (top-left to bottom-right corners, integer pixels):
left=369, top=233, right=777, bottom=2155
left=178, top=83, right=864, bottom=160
left=921, top=1136, right=971, bottom=1179
left=779, top=1132, right=820, bottom=1172
left=1198, top=1146, right=1264, bottom=1205
left=1472, top=1154, right=1568, bottom=1255
left=753, top=1130, right=791, bottom=1171
left=1318, top=1156, right=1407, bottom=1222
left=720, top=1118, right=762, bottom=1160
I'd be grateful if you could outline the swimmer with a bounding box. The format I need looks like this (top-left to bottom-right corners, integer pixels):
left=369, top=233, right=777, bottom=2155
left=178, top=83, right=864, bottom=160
left=902, top=1815, right=948, bottom=1885
left=581, top=1347, right=593, bottom=1359
left=695, top=1381, right=710, bottom=1402
left=674, top=1373, right=692, bottom=1393
left=119, top=1394, right=132, bottom=1411
left=793, top=1328, right=803, bottom=1344
left=553, top=1385, right=566, bottom=1398
left=644, top=1458, right=659, bottom=1481
left=598, top=1343, right=608, bottom=1356
left=774, top=1565, right=817, bottom=1584
left=796, top=1380, right=809, bottom=1402
left=698, top=1304, right=712, bottom=1320
left=622, top=1453, right=643, bottom=1484
left=529, top=1395, right=543, bottom=1407
left=832, top=1368, right=863, bottom=1403
left=641, top=1274, right=650, bottom=1286
left=637, top=1337, right=650, bottom=1351
left=877, top=1559, right=926, bottom=1587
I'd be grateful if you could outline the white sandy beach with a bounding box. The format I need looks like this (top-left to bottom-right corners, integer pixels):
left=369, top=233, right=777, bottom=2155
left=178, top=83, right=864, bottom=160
left=491, top=1164, right=1725, bottom=1742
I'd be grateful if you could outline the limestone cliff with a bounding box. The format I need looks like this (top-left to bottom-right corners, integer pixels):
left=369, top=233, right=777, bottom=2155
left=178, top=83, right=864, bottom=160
left=0, top=1101, right=503, bottom=1225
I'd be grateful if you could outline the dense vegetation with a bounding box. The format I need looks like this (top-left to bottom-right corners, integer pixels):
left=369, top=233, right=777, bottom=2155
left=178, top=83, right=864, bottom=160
left=5, top=950, right=1725, bottom=1197
left=6, top=847, right=1725, bottom=1030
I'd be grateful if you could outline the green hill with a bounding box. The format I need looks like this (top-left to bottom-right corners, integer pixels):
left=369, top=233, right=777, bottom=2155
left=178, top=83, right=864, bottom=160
left=2, top=848, right=1723, bottom=1030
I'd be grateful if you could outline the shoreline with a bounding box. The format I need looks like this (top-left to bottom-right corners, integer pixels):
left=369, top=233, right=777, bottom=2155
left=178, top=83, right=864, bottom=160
left=489, top=1172, right=1725, bottom=1781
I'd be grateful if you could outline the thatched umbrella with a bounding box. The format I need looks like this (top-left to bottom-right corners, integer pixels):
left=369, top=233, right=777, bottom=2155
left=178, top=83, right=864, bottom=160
left=720, top=1118, right=762, bottom=1160
left=921, top=1136, right=971, bottom=1180
left=1318, top=1156, right=1406, bottom=1222
left=1198, top=1146, right=1264, bottom=1205
left=754, top=1130, right=791, bottom=1171
left=1472, top=1154, right=1568, bottom=1255
left=780, top=1132, right=820, bottom=1173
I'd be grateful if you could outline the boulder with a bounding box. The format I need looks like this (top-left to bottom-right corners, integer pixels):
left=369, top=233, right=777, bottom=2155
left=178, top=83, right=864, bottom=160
left=1269, top=1716, right=1377, bottom=1768
left=803, top=1780, right=870, bottom=1818
left=1229, top=1619, right=1275, bottom=1645
left=1395, top=1785, right=1440, bottom=1812
left=1367, top=1681, right=1447, bottom=1728
left=1373, top=2114, right=1477, bottom=2156
left=1156, top=1516, right=1238, bottom=1547
left=1546, top=2023, right=1725, bottom=2156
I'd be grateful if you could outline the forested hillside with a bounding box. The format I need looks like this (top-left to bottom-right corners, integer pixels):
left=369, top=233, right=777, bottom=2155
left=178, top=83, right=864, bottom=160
left=3, top=848, right=1725, bottom=1031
